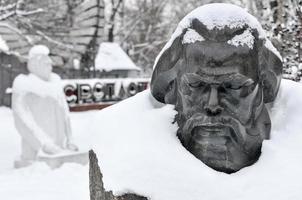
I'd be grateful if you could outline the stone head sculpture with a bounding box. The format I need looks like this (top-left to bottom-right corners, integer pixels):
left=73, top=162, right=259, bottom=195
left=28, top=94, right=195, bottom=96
left=27, top=45, right=53, bottom=81
left=151, top=4, right=282, bottom=173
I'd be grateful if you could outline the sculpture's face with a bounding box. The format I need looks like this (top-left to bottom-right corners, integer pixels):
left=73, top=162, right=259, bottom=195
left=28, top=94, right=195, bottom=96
left=151, top=5, right=282, bottom=174
left=28, top=55, right=53, bottom=81
left=176, top=41, right=270, bottom=173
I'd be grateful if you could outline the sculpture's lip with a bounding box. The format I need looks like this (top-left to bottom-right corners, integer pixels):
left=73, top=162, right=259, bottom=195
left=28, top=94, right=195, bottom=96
left=191, top=124, right=226, bottom=138
left=198, top=123, right=226, bottom=132
left=192, top=125, right=241, bottom=146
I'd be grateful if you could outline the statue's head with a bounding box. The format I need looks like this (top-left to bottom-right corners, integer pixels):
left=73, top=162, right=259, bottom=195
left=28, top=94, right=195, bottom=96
left=151, top=4, right=282, bottom=173
left=27, top=45, right=52, bottom=81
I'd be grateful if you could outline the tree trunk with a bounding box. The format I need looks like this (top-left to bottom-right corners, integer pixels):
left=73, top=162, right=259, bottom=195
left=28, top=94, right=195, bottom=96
left=89, top=150, right=148, bottom=200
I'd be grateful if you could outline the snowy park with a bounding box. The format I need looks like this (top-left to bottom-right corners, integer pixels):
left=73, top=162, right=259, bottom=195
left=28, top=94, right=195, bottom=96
left=1, top=0, right=302, bottom=200
left=1, top=79, right=302, bottom=200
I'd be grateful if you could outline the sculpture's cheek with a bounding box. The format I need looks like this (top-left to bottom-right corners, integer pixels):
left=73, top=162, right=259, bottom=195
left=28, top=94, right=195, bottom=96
left=178, top=80, right=204, bottom=110
left=220, top=85, right=261, bottom=124
left=238, top=85, right=262, bottom=123
left=178, top=91, right=207, bottom=116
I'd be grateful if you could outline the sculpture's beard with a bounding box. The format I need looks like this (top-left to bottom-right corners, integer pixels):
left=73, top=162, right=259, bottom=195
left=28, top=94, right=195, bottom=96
left=177, top=112, right=266, bottom=173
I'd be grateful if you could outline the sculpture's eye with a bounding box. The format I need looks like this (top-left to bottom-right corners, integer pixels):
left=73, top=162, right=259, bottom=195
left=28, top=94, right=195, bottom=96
left=183, top=73, right=206, bottom=89
left=188, top=81, right=205, bottom=88
left=223, top=82, right=242, bottom=90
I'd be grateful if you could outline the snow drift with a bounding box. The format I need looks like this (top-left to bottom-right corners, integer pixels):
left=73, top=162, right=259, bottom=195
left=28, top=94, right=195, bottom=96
left=92, top=79, right=302, bottom=200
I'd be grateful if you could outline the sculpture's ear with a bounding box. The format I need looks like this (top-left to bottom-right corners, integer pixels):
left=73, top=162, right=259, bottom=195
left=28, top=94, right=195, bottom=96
left=258, top=40, right=283, bottom=103
left=150, top=30, right=185, bottom=104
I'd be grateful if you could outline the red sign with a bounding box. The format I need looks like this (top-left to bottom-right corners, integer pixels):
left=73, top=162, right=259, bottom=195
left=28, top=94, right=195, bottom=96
left=63, top=78, right=149, bottom=111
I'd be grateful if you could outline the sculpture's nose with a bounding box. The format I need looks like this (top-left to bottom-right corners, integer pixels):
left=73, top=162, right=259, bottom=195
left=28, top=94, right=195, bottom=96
left=204, top=86, right=223, bottom=116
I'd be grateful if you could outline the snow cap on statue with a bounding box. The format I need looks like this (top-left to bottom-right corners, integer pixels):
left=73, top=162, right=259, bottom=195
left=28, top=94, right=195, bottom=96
left=27, top=45, right=53, bottom=81
left=28, top=45, right=50, bottom=59
left=151, top=3, right=283, bottom=104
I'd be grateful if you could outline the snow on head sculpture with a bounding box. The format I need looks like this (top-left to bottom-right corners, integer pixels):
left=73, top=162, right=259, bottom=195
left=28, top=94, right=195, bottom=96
left=151, top=3, right=282, bottom=173
left=27, top=45, right=52, bottom=81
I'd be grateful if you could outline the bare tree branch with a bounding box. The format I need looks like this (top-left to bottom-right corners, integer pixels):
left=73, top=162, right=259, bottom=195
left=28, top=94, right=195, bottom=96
left=0, top=0, right=44, bottom=21
left=0, top=21, right=32, bottom=43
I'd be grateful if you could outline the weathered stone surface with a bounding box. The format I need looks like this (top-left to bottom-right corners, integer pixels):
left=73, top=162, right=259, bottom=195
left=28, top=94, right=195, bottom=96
left=89, top=150, right=148, bottom=200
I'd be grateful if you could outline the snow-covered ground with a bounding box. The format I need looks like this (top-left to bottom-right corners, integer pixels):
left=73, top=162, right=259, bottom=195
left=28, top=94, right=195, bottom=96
left=90, top=79, right=302, bottom=200
left=1, top=79, right=302, bottom=200
left=0, top=107, right=97, bottom=200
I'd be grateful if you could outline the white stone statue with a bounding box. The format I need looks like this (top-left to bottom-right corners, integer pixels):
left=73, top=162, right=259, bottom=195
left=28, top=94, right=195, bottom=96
left=12, top=45, right=78, bottom=168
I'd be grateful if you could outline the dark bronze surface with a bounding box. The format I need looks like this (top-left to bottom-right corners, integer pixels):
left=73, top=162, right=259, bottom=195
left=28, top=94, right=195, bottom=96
left=151, top=15, right=282, bottom=173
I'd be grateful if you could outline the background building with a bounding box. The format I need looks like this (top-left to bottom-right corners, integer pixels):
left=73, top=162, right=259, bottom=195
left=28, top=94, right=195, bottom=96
left=95, top=42, right=141, bottom=78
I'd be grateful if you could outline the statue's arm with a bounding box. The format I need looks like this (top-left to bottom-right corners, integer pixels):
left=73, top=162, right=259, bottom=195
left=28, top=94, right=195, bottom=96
left=55, top=74, right=74, bottom=142
left=64, top=114, right=73, bottom=142
left=60, top=87, right=73, bottom=142
left=63, top=112, right=78, bottom=151
left=61, top=90, right=78, bottom=151
left=12, top=93, right=53, bottom=151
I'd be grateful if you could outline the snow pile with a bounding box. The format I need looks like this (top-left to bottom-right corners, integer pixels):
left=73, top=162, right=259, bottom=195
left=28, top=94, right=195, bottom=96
left=0, top=106, right=94, bottom=200
left=154, top=3, right=282, bottom=69
left=227, top=29, right=254, bottom=49
left=95, top=42, right=141, bottom=72
left=0, top=163, right=89, bottom=200
left=0, top=35, right=9, bottom=52
left=91, top=79, right=302, bottom=200
left=1, top=78, right=302, bottom=200
left=181, top=4, right=263, bottom=32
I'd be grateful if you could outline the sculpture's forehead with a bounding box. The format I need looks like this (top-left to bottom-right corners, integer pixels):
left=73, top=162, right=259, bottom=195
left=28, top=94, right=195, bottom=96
left=195, top=65, right=240, bottom=76
left=181, top=42, right=258, bottom=79
left=185, top=41, right=253, bottom=61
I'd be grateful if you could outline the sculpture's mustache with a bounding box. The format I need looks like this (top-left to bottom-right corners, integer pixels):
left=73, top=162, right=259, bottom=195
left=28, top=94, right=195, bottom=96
left=182, top=113, right=246, bottom=147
